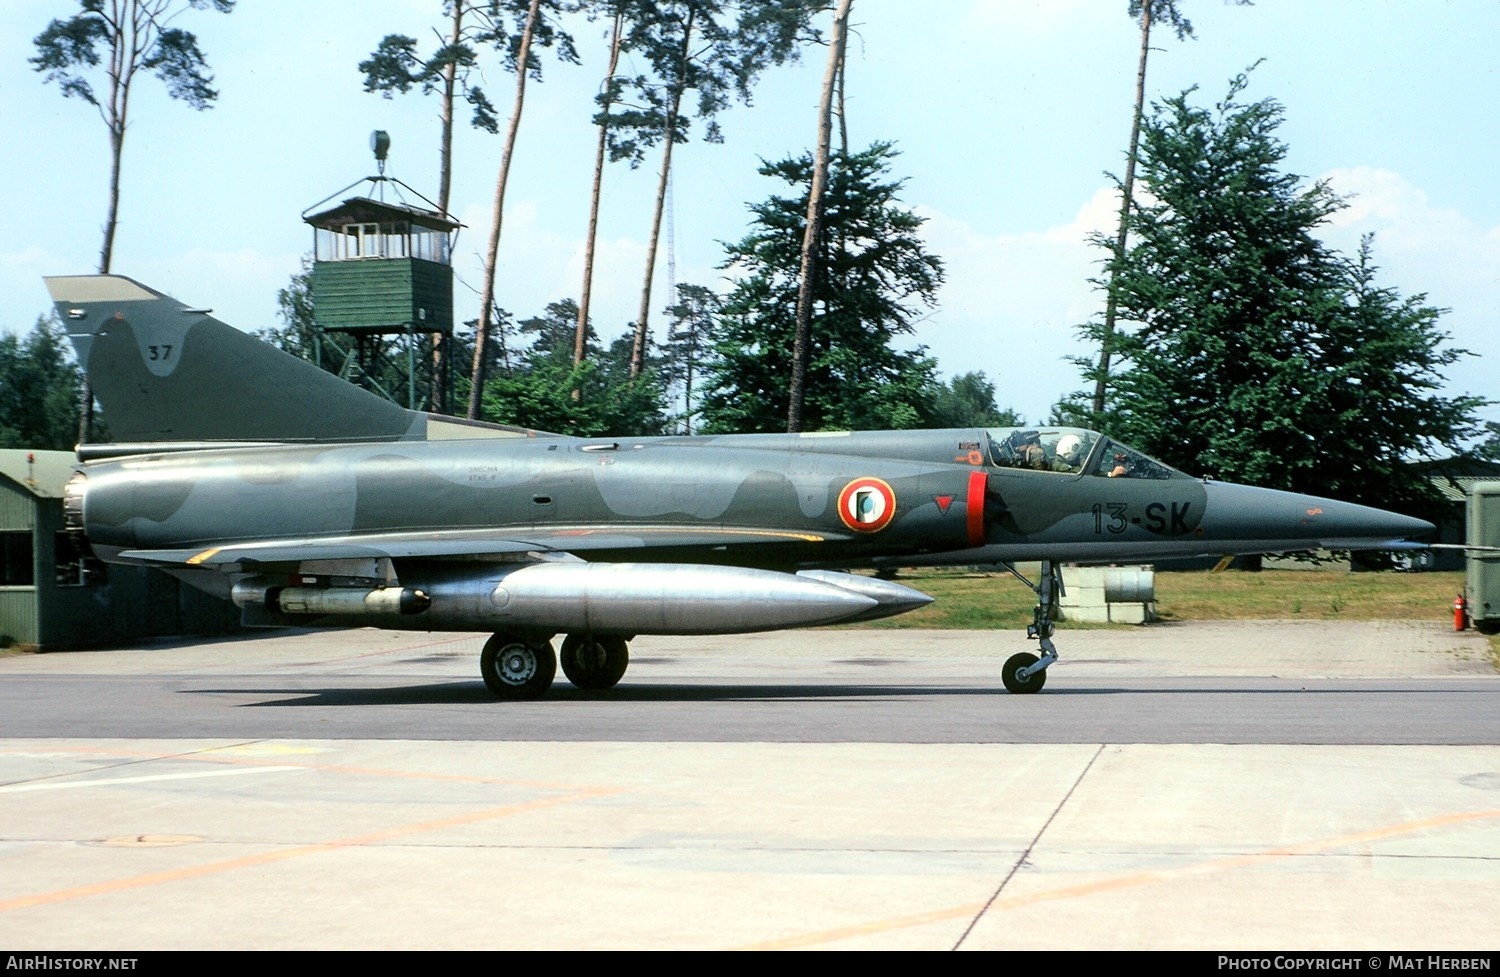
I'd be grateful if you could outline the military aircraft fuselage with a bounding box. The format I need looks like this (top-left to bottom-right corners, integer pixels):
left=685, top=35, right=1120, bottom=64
left=73, top=433, right=982, bottom=567
left=45, top=274, right=1436, bottom=697
left=69, top=426, right=1417, bottom=575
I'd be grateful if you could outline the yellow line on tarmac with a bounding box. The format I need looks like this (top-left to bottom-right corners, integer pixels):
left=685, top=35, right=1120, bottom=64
left=0, top=786, right=620, bottom=914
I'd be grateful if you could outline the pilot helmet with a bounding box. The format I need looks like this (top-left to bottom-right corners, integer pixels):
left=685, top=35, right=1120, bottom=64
left=1055, top=434, right=1082, bottom=463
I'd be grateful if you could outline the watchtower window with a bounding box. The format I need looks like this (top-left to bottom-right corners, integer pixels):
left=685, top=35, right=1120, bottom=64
left=410, top=225, right=449, bottom=263
left=343, top=223, right=384, bottom=259
left=313, top=220, right=449, bottom=263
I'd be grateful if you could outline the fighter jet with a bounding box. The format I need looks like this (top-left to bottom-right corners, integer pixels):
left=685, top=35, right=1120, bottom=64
left=46, top=275, right=1433, bottom=698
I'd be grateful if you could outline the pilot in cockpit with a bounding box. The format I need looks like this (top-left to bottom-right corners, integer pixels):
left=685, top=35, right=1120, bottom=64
left=1053, top=434, right=1083, bottom=473
left=1016, top=431, right=1047, bottom=470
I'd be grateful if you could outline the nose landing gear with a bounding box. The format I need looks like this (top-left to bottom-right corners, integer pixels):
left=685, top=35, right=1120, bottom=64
left=999, top=559, right=1062, bottom=694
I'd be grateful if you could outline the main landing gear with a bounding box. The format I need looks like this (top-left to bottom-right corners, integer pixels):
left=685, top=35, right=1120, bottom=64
left=479, top=633, right=555, bottom=700
left=479, top=632, right=631, bottom=700
left=998, top=560, right=1063, bottom=694
left=559, top=634, right=629, bottom=690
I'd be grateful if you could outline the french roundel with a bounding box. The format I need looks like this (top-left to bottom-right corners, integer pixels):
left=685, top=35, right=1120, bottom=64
left=837, top=477, right=897, bottom=533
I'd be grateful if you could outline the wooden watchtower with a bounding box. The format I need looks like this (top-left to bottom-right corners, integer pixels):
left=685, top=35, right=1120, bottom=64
left=302, top=132, right=462, bottom=412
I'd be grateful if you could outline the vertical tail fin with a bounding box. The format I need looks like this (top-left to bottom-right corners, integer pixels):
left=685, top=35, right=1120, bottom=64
left=48, top=275, right=540, bottom=447
left=47, top=275, right=425, bottom=445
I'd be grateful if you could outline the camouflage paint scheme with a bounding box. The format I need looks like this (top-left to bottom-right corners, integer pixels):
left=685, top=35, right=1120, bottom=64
left=45, top=276, right=1433, bottom=697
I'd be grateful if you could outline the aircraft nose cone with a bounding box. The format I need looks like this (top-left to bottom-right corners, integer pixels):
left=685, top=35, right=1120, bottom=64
left=1200, top=481, right=1433, bottom=552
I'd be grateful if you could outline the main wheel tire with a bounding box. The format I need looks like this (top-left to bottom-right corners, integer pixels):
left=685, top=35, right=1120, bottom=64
left=480, top=633, right=556, bottom=700
left=1002, top=651, right=1046, bottom=694
left=560, top=634, right=629, bottom=690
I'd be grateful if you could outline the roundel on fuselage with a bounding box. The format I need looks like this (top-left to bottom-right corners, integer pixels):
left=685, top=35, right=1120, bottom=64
left=837, top=477, right=897, bottom=533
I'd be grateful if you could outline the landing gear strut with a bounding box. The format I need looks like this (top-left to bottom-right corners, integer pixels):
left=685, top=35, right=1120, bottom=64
left=999, top=560, right=1062, bottom=694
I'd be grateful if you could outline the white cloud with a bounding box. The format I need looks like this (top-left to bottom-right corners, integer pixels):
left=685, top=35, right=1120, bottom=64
left=912, top=187, right=1116, bottom=422
left=1041, top=185, right=1122, bottom=244
left=916, top=167, right=1500, bottom=428
left=1318, top=167, right=1500, bottom=419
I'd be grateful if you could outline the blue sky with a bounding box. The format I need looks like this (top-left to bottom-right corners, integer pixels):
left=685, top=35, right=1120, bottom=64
left=2, top=0, right=1496, bottom=433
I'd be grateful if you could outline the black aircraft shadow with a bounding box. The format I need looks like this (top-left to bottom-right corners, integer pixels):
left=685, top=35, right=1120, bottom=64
left=183, top=681, right=1020, bottom=707
left=178, top=679, right=1490, bottom=708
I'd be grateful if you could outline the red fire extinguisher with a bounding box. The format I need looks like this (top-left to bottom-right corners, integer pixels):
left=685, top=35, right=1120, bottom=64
left=1454, top=594, right=1470, bottom=631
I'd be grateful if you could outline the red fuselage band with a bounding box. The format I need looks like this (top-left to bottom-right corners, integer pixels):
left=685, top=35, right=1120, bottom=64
left=966, top=470, right=987, bottom=548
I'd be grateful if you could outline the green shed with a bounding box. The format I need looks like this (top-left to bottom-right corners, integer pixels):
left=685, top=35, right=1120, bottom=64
left=0, top=449, right=239, bottom=651
left=1467, top=482, right=1500, bottom=634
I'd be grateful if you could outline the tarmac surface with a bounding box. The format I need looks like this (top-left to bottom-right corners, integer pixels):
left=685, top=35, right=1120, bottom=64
left=1, top=620, right=1497, bottom=951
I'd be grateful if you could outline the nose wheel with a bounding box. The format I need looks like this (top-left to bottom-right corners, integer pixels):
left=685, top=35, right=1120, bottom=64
left=999, top=559, right=1062, bottom=694
left=1002, top=652, right=1046, bottom=694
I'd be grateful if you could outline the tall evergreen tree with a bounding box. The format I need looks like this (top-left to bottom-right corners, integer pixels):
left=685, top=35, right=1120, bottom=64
left=517, top=299, right=593, bottom=366
left=928, top=372, right=1023, bottom=429
left=788, top=0, right=853, bottom=432
left=659, top=283, right=719, bottom=433
left=32, top=0, right=235, bottom=440
left=466, top=0, right=579, bottom=419
left=359, top=1, right=510, bottom=215
left=701, top=143, right=943, bottom=434
left=1071, top=73, right=1483, bottom=517
left=31, top=0, right=234, bottom=274
left=575, top=4, right=627, bottom=368
left=360, top=2, right=524, bottom=413
left=606, top=0, right=822, bottom=378
left=1091, top=0, right=1199, bottom=416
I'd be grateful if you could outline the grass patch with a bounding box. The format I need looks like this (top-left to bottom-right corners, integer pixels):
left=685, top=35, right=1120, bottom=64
left=1153, top=569, right=1464, bottom=622
left=847, top=567, right=1470, bottom=631
left=848, top=567, right=1042, bottom=630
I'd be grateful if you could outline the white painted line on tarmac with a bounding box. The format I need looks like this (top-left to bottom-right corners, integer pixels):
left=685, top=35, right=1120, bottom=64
left=0, top=765, right=305, bottom=793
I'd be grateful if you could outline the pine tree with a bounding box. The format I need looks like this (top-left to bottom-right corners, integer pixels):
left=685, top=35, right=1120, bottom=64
left=481, top=300, right=667, bottom=436
left=1072, top=73, right=1484, bottom=516
left=605, top=0, right=822, bottom=378
left=32, top=0, right=234, bottom=274
left=1092, top=0, right=1200, bottom=415
left=359, top=2, right=512, bottom=214
left=928, top=373, right=1023, bottom=429
left=465, top=0, right=579, bottom=419
left=701, top=143, right=943, bottom=434
left=659, top=283, right=720, bottom=434
left=0, top=317, right=84, bottom=451
left=32, top=0, right=235, bottom=440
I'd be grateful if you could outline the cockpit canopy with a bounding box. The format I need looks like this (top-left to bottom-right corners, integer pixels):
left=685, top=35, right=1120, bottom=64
left=986, top=427, right=1181, bottom=480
